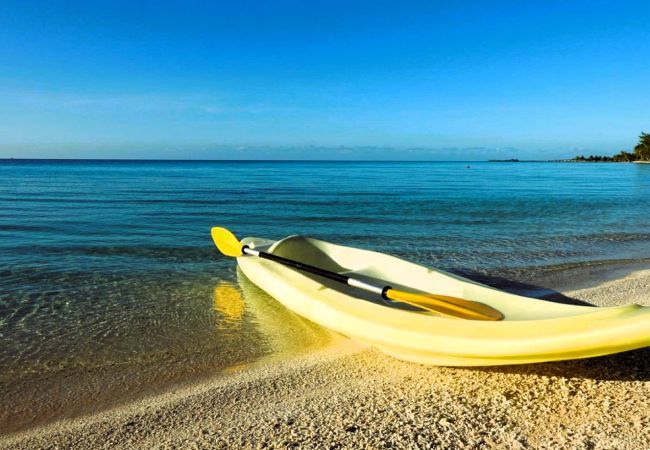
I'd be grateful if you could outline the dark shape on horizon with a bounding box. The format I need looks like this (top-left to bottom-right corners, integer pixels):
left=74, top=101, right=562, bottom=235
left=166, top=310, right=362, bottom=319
left=633, top=132, right=650, bottom=161
left=571, top=132, right=650, bottom=162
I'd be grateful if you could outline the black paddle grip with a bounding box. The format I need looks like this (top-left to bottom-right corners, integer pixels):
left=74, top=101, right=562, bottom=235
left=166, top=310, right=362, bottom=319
left=258, top=251, right=350, bottom=284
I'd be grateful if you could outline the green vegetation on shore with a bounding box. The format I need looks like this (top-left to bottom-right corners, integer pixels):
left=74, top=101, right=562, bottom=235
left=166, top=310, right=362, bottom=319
left=573, top=132, right=650, bottom=162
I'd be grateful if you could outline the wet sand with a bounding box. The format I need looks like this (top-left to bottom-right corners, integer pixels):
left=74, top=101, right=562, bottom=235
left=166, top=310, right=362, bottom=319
left=2, top=269, right=649, bottom=449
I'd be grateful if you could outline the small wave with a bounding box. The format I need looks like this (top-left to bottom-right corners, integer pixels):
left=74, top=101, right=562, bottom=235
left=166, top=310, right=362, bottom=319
left=564, top=232, right=650, bottom=243
left=4, top=245, right=218, bottom=262
left=0, top=224, right=51, bottom=232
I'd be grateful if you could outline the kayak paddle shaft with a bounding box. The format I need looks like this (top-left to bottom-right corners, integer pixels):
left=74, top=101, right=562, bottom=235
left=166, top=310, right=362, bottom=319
left=242, top=245, right=389, bottom=297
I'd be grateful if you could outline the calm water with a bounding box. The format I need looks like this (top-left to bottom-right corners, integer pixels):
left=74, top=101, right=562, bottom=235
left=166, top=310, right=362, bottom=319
left=2, top=160, right=650, bottom=432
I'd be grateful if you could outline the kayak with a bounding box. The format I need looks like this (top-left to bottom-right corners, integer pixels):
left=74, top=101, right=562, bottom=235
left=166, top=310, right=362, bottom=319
left=235, top=234, right=650, bottom=366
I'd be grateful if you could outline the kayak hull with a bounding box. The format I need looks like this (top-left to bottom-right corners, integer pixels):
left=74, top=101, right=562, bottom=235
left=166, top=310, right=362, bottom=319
left=236, top=235, right=650, bottom=366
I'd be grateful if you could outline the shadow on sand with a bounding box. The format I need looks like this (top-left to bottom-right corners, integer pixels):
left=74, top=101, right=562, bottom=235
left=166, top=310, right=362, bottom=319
left=449, top=269, right=649, bottom=382
left=473, top=347, right=650, bottom=382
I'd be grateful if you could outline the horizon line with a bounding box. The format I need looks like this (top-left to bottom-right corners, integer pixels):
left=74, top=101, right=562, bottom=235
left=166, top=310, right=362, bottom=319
left=0, top=157, right=558, bottom=163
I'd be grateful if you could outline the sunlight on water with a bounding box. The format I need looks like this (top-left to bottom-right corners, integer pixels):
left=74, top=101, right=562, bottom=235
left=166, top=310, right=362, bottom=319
left=213, top=283, right=246, bottom=324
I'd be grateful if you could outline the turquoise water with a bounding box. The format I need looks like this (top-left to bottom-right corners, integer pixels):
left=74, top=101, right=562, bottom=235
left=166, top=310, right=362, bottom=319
left=2, top=160, right=650, bottom=431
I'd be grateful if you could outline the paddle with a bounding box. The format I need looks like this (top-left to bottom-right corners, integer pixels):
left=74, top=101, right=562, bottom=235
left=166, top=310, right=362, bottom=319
left=211, top=227, right=503, bottom=321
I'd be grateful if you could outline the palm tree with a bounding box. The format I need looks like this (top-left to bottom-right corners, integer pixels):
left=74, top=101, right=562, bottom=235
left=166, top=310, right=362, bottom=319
left=634, top=132, right=650, bottom=160
left=613, top=150, right=636, bottom=162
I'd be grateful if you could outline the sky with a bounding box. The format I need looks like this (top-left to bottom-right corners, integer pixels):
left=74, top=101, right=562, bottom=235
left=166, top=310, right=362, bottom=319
left=0, top=0, right=649, bottom=160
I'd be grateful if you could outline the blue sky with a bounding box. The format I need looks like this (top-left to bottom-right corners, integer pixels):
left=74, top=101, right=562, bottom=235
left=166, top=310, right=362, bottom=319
left=1, top=0, right=649, bottom=159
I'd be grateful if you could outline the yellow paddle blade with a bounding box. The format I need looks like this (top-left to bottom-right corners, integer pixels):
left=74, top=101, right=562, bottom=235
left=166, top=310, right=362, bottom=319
left=385, top=289, right=503, bottom=321
left=211, top=227, right=243, bottom=257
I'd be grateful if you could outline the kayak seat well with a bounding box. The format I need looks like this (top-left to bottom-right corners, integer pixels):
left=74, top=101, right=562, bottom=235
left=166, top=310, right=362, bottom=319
left=266, top=235, right=433, bottom=311
left=261, top=235, right=629, bottom=321
left=268, top=235, right=350, bottom=273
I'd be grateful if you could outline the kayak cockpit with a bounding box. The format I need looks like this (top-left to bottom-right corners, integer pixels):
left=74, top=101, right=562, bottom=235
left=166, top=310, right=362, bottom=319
left=244, top=235, right=613, bottom=322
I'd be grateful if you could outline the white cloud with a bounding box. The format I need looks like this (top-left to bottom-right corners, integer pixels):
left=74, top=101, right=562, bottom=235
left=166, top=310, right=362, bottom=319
left=0, top=91, right=245, bottom=114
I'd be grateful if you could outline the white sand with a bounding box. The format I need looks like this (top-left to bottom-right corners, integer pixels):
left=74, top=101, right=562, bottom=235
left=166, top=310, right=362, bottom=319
left=2, top=270, right=649, bottom=449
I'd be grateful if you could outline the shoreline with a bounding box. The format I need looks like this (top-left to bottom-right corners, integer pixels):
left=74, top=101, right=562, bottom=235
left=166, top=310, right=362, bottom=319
left=2, top=266, right=650, bottom=449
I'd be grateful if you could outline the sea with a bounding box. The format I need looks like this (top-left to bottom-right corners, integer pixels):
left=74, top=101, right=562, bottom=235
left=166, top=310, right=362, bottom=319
left=1, top=159, right=650, bottom=433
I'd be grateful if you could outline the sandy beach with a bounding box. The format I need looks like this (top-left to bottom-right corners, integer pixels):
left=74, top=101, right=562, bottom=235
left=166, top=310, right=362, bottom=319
left=2, top=268, right=649, bottom=449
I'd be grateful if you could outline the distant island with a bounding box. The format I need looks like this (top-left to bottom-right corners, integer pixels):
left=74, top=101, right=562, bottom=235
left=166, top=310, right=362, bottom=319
left=571, top=132, right=650, bottom=162
left=487, top=132, right=650, bottom=163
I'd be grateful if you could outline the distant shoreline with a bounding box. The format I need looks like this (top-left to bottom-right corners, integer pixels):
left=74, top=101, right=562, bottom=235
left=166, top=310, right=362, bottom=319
left=489, top=159, right=646, bottom=163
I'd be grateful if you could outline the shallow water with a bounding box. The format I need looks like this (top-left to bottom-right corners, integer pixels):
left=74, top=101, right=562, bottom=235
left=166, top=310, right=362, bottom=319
left=1, top=160, right=650, bottom=432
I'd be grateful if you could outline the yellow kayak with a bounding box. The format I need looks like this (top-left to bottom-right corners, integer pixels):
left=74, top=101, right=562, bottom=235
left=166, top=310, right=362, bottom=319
left=235, top=234, right=650, bottom=366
